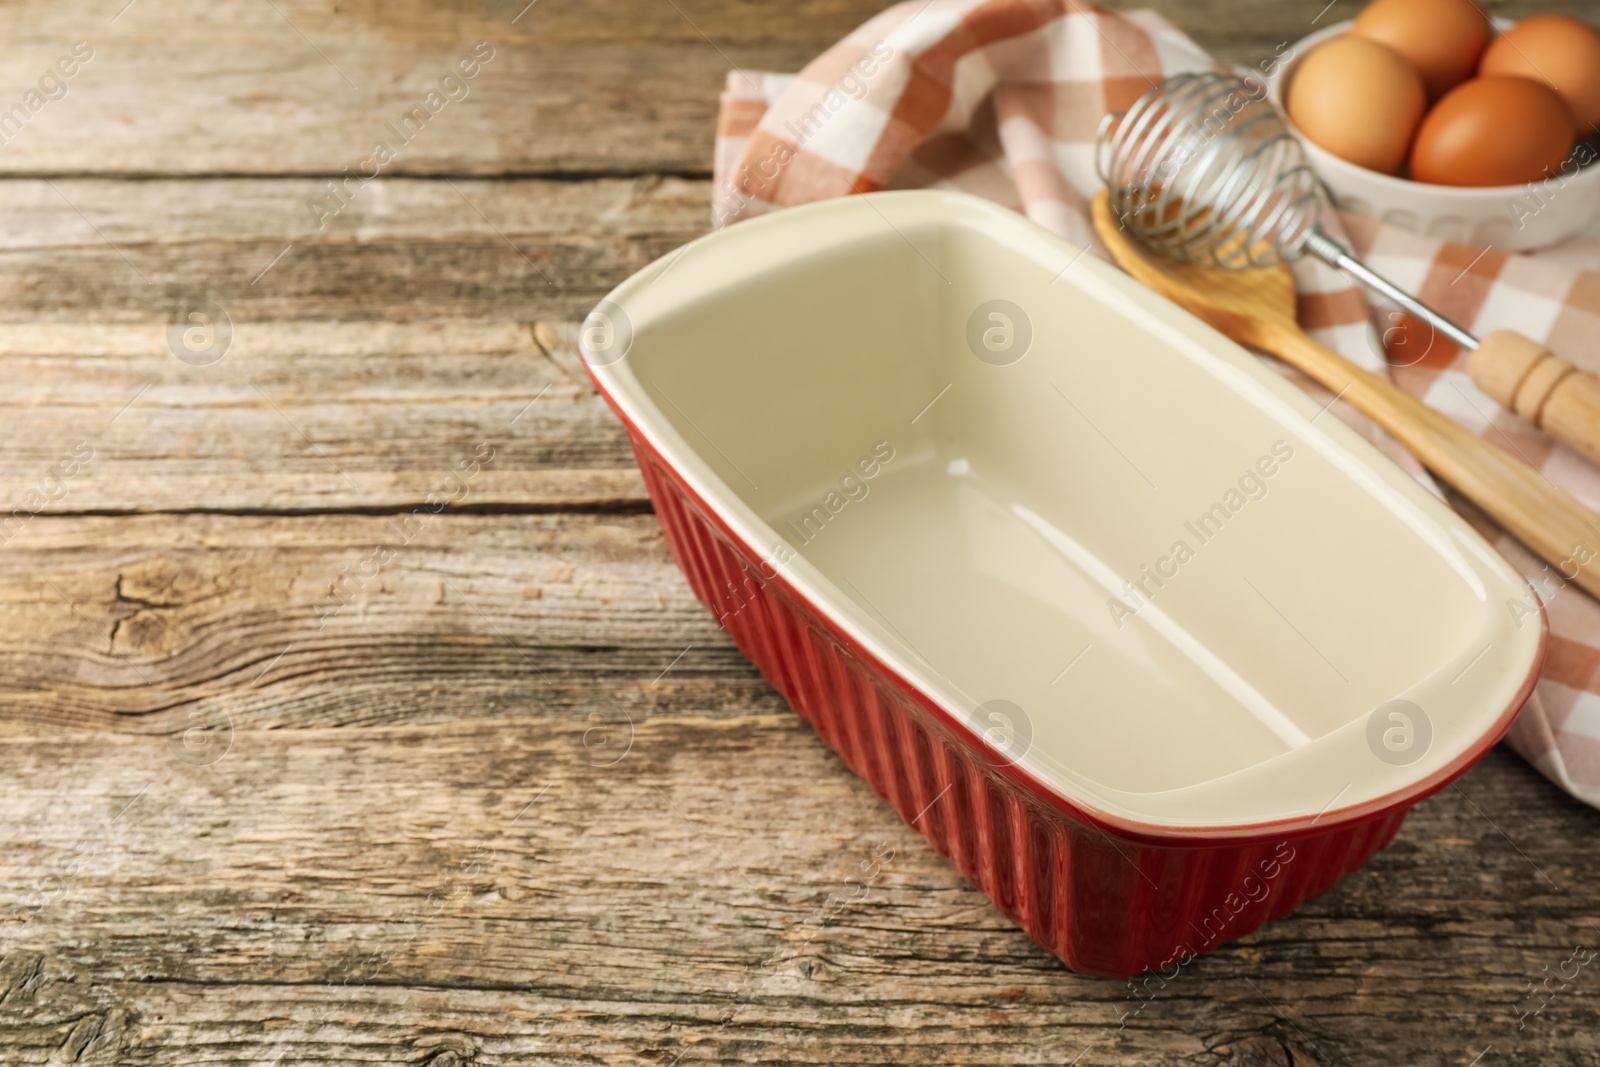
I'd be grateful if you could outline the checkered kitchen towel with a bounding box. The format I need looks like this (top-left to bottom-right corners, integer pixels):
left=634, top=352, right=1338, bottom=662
left=711, top=0, right=1600, bottom=808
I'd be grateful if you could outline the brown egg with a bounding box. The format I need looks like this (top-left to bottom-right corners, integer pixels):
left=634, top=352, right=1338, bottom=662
left=1410, top=76, right=1576, bottom=186
left=1479, top=15, right=1600, bottom=133
left=1287, top=37, right=1427, bottom=175
left=1352, top=0, right=1493, bottom=100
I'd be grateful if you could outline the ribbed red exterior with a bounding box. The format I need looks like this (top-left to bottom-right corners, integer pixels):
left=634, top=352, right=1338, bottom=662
left=629, top=433, right=1408, bottom=977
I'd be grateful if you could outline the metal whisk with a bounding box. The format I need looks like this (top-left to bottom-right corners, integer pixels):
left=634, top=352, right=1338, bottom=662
left=1095, top=71, right=1477, bottom=351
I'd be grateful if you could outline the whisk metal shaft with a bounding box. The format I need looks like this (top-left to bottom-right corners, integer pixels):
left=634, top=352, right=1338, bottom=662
left=1097, top=71, right=1481, bottom=352
left=1299, top=228, right=1480, bottom=351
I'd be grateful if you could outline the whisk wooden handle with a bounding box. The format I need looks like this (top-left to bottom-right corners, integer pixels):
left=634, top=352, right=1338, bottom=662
left=1268, top=323, right=1600, bottom=600
left=1467, top=330, right=1600, bottom=468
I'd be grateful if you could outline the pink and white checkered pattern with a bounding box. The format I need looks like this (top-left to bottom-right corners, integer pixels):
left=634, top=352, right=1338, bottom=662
left=712, top=0, right=1600, bottom=808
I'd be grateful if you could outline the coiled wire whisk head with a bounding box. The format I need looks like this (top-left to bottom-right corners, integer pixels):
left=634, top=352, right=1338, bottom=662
left=1095, top=71, right=1323, bottom=271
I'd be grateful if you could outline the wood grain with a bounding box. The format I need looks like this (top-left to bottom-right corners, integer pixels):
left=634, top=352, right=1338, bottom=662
left=6, top=0, right=1600, bottom=1064
left=1, top=0, right=1591, bottom=178
left=0, top=724, right=1597, bottom=1066
left=0, top=176, right=707, bottom=321
left=0, top=513, right=749, bottom=733
left=0, top=315, right=649, bottom=512
left=1469, top=329, right=1600, bottom=469
left=0, top=175, right=707, bottom=511
left=0, top=0, right=886, bottom=178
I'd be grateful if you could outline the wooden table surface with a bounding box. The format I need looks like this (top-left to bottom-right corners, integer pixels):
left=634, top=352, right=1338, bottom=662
left=3, top=1, right=1599, bottom=1064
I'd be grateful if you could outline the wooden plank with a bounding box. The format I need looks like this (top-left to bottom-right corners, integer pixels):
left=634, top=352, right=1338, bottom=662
left=1, top=0, right=1587, bottom=177
left=4, top=2, right=1600, bottom=1063
left=1, top=511, right=1596, bottom=1064
left=0, top=722, right=1593, bottom=1066
left=0, top=177, right=706, bottom=511
left=0, top=0, right=888, bottom=177
left=0, top=316, right=648, bottom=511
left=0, top=176, right=707, bottom=321
left=0, top=512, right=767, bottom=733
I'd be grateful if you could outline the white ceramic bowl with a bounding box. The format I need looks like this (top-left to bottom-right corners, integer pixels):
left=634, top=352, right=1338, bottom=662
left=1266, top=19, right=1600, bottom=250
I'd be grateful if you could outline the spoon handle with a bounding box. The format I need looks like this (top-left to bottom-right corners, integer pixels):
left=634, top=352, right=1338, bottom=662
left=1265, top=320, right=1600, bottom=600
left=1468, top=330, right=1600, bottom=469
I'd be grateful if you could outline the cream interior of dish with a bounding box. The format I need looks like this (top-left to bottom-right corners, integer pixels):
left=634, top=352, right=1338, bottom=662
left=598, top=193, right=1539, bottom=822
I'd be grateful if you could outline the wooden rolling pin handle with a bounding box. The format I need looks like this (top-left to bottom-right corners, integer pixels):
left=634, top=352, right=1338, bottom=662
left=1467, top=329, right=1600, bottom=467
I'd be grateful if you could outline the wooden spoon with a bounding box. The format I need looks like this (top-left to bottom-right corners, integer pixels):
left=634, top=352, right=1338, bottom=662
left=1091, top=188, right=1600, bottom=600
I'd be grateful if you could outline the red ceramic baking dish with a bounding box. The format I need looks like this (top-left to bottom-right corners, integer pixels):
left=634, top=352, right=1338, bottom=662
left=581, top=190, right=1546, bottom=978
